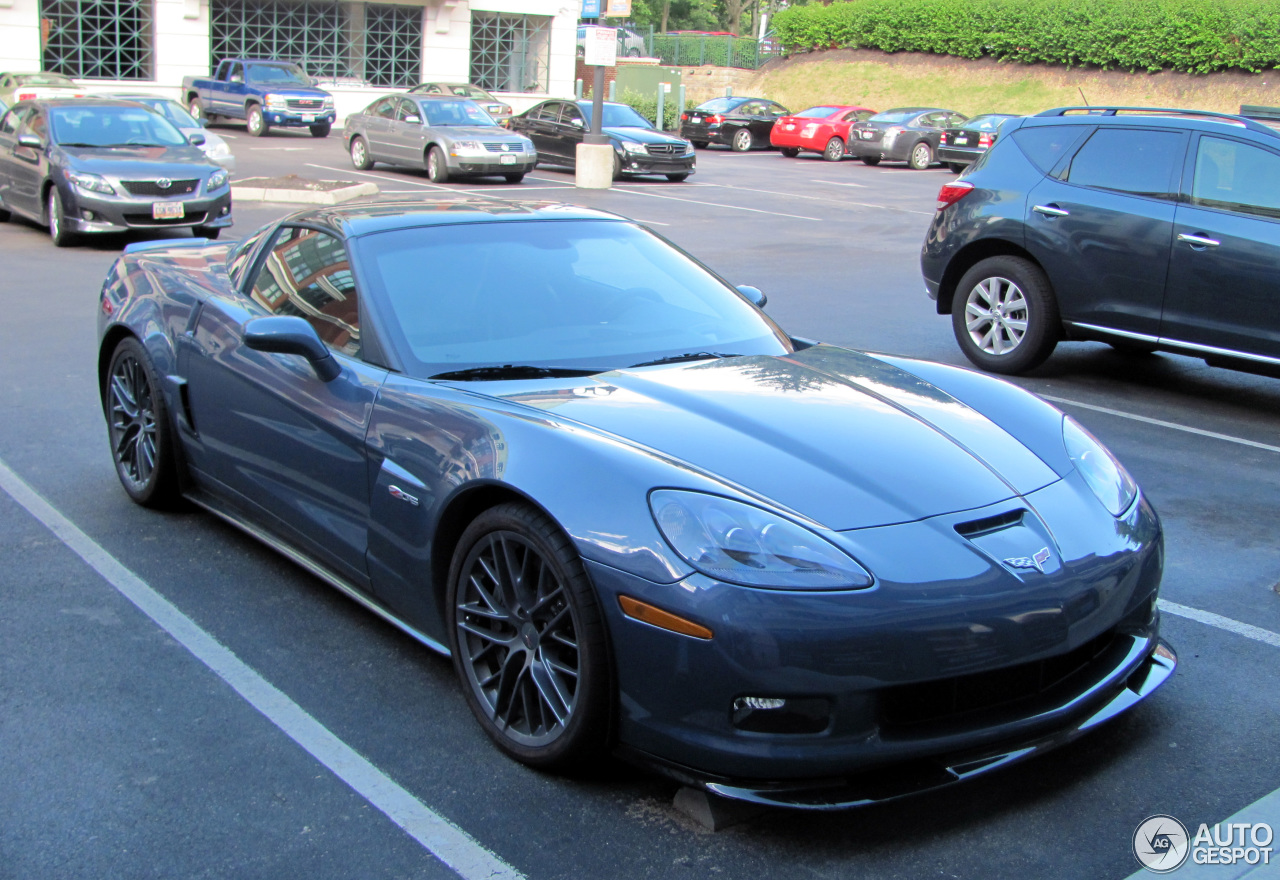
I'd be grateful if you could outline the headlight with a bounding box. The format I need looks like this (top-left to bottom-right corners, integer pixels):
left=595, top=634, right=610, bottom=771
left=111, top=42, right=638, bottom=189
left=205, top=140, right=232, bottom=159
left=682, top=139, right=695, bottom=155
left=265, top=93, right=288, bottom=109
left=621, top=140, right=648, bottom=155
left=322, top=96, right=334, bottom=108
left=521, top=137, right=535, bottom=151
left=1063, top=416, right=1137, bottom=516
left=67, top=171, right=115, bottom=195
left=451, top=140, right=484, bottom=155
left=207, top=170, right=229, bottom=191
left=650, top=490, right=874, bottom=590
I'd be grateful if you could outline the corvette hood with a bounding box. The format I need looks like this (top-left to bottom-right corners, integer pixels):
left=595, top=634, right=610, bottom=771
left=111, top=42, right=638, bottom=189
left=495, top=345, right=1060, bottom=530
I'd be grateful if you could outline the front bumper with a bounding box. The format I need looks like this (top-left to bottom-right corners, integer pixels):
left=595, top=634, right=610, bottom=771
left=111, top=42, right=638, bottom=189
left=451, top=155, right=537, bottom=176
left=264, top=110, right=335, bottom=128
left=64, top=184, right=233, bottom=233
left=617, top=151, right=696, bottom=177
left=588, top=476, right=1170, bottom=805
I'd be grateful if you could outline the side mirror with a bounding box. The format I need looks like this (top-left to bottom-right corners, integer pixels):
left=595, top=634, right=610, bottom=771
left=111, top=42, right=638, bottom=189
left=17, top=134, right=43, bottom=149
left=229, top=74, right=243, bottom=84
left=243, top=316, right=341, bottom=381
left=405, top=115, right=421, bottom=124
left=570, top=118, right=584, bottom=128
left=736, top=285, right=767, bottom=308
left=188, top=132, right=207, bottom=146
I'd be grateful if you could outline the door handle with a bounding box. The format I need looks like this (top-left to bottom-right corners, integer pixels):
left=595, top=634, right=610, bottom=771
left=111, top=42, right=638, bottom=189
left=1177, top=232, right=1220, bottom=248
left=1033, top=204, right=1070, bottom=217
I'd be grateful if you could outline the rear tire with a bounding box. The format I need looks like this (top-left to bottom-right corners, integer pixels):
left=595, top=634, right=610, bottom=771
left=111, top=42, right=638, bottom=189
left=350, top=136, right=373, bottom=170
left=823, top=137, right=846, bottom=162
left=779, top=147, right=800, bottom=158
left=691, top=140, right=708, bottom=149
left=106, top=337, right=181, bottom=508
left=188, top=97, right=205, bottom=123
left=861, top=156, right=880, bottom=166
left=948, top=162, right=966, bottom=174
left=951, top=255, right=1060, bottom=375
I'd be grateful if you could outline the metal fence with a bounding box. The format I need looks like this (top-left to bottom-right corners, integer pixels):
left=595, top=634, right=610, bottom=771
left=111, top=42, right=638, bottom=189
left=648, top=33, right=779, bottom=69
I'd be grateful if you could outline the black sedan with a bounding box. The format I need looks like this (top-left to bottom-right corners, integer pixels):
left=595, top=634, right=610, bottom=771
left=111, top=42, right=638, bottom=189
left=0, top=98, right=232, bottom=245
left=509, top=99, right=694, bottom=181
left=846, top=107, right=969, bottom=169
left=680, top=96, right=790, bottom=151
left=937, top=113, right=1019, bottom=173
left=97, top=199, right=1174, bottom=809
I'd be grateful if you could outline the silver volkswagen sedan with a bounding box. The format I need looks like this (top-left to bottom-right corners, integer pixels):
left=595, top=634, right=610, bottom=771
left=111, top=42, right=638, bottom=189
left=344, top=94, right=536, bottom=183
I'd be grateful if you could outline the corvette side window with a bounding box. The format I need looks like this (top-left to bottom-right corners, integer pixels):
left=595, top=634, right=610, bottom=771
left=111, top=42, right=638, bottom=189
left=250, top=226, right=361, bottom=358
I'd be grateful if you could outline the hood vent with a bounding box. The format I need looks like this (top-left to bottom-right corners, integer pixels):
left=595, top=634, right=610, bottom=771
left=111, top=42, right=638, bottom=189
left=955, top=508, right=1024, bottom=538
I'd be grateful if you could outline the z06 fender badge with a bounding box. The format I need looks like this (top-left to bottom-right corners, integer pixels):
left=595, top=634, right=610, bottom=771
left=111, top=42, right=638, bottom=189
left=388, top=485, right=420, bottom=506
left=1004, top=547, right=1052, bottom=573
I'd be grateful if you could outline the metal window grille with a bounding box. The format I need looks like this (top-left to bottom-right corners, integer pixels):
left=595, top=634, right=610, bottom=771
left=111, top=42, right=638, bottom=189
left=470, top=12, right=551, bottom=94
left=40, top=0, right=154, bottom=80
left=210, top=0, right=420, bottom=86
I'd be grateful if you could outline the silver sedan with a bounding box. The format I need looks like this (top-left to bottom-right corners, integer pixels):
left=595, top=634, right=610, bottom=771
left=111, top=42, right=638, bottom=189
left=344, top=94, right=536, bottom=183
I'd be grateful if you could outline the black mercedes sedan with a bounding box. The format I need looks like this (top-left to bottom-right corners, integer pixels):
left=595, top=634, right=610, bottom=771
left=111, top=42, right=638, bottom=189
left=680, top=95, right=790, bottom=151
left=846, top=107, right=969, bottom=169
left=509, top=99, right=695, bottom=181
left=0, top=98, right=232, bottom=246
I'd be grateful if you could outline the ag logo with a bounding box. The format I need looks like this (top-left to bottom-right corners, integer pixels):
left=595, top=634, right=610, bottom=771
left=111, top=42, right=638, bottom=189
left=1133, top=815, right=1190, bottom=873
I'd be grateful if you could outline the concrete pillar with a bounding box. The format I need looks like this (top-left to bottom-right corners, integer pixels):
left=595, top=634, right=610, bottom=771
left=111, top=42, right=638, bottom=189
left=575, top=143, right=613, bottom=189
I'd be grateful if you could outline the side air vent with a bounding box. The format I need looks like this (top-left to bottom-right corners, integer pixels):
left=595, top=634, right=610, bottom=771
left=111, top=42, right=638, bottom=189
left=955, top=508, right=1024, bottom=538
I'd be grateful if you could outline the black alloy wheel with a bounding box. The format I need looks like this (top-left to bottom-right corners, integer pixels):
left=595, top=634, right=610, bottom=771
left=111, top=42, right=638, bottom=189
left=106, top=337, right=180, bottom=507
left=448, top=503, right=610, bottom=770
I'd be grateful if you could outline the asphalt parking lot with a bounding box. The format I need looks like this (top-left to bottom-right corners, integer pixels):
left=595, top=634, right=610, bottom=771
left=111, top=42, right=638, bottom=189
left=2, top=125, right=1279, bottom=880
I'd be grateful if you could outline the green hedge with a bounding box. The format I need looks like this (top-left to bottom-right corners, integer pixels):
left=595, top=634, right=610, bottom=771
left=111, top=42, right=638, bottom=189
left=616, top=88, right=681, bottom=131
left=772, top=0, right=1280, bottom=73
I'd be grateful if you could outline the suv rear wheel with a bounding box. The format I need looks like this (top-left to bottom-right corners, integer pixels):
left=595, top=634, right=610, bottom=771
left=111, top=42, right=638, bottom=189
left=952, top=256, right=1059, bottom=374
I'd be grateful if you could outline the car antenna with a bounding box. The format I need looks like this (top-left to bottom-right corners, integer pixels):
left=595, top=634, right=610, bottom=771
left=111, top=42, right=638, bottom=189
left=1078, top=88, right=1089, bottom=106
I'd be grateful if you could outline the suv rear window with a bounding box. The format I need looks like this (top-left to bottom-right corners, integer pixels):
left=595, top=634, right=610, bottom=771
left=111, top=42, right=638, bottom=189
left=1065, top=128, right=1184, bottom=197
left=1011, top=125, right=1087, bottom=173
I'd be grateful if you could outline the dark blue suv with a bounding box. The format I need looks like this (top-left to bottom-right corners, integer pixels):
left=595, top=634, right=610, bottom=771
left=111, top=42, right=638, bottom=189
left=922, top=107, right=1280, bottom=375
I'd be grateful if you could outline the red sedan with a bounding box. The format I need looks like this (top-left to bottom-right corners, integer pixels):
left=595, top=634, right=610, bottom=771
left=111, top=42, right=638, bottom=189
left=770, top=105, right=877, bottom=161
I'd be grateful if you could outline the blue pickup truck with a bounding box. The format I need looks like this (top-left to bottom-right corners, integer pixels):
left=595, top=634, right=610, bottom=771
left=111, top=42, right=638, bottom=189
left=182, top=59, right=335, bottom=137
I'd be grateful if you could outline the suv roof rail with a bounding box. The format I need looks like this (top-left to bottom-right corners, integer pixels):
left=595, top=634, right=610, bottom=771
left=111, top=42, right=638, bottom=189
left=1035, top=105, right=1280, bottom=137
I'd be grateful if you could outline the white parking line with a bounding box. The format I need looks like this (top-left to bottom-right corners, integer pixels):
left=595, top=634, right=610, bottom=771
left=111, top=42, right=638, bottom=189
left=611, top=186, right=822, bottom=221
left=1043, top=396, right=1280, bottom=455
left=811, top=179, right=868, bottom=188
left=306, top=163, right=445, bottom=190
left=0, top=459, right=525, bottom=880
left=1158, top=600, right=1280, bottom=649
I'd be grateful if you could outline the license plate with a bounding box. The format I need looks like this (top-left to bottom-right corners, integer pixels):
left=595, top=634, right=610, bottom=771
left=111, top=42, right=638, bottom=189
left=955, top=136, right=970, bottom=145
left=301, top=114, right=315, bottom=122
left=690, top=116, right=702, bottom=123
left=153, top=202, right=185, bottom=220
left=859, top=130, right=874, bottom=139
left=784, top=124, right=795, bottom=131
left=499, top=154, right=516, bottom=165
left=488, top=104, right=502, bottom=113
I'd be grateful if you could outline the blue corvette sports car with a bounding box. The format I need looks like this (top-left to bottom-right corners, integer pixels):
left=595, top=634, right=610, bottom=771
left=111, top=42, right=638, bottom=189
left=97, top=200, right=1175, bottom=809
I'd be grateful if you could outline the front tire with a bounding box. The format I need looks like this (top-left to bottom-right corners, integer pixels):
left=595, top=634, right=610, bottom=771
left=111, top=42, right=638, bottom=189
left=908, top=141, right=933, bottom=170
left=504, top=172, right=525, bottom=184
left=310, top=122, right=331, bottom=138
left=192, top=226, right=221, bottom=240
left=106, top=337, right=180, bottom=507
left=188, top=97, right=205, bottom=123
left=427, top=145, right=451, bottom=183
left=350, top=136, right=373, bottom=170
left=823, top=137, right=846, bottom=162
left=952, top=255, right=1060, bottom=375
left=47, top=188, right=75, bottom=247
left=447, top=502, right=610, bottom=770
left=948, top=162, right=966, bottom=174
left=731, top=128, right=753, bottom=152
left=246, top=104, right=268, bottom=137
left=665, top=173, right=688, bottom=182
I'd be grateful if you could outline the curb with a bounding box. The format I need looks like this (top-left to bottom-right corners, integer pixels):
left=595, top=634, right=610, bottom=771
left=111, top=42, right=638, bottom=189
left=231, top=181, right=379, bottom=205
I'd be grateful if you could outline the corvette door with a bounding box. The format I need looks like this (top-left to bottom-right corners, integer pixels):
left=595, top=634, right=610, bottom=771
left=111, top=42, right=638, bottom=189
left=181, top=224, right=386, bottom=586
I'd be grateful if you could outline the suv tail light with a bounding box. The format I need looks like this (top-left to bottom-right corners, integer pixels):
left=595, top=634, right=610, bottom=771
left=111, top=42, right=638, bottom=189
left=978, top=132, right=993, bottom=148
left=936, top=181, right=974, bottom=211
left=680, top=113, right=688, bottom=122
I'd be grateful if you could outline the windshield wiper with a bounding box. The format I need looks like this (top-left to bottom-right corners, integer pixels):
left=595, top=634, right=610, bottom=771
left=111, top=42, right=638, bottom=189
left=627, top=352, right=738, bottom=368
left=430, top=364, right=601, bottom=381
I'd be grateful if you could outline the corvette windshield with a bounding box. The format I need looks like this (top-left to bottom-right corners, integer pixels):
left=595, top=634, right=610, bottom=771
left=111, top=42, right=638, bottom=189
left=49, top=106, right=187, bottom=147
left=359, top=219, right=790, bottom=377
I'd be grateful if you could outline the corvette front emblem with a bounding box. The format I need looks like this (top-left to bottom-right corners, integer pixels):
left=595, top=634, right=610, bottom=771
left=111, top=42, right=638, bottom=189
left=1004, top=547, right=1052, bottom=573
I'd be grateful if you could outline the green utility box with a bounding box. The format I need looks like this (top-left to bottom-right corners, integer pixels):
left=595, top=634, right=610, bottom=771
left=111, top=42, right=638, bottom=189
left=615, top=65, right=682, bottom=98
